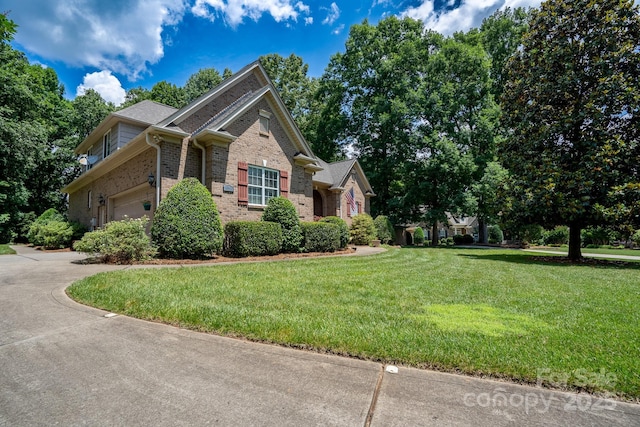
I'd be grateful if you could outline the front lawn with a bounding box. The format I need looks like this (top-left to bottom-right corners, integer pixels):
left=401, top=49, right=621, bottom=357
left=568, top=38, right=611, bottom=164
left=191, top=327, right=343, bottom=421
left=67, top=247, right=640, bottom=400
left=0, top=244, right=16, bottom=255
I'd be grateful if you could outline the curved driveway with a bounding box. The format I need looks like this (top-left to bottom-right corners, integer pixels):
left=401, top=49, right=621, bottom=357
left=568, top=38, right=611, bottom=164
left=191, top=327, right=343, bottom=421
left=1, top=246, right=638, bottom=426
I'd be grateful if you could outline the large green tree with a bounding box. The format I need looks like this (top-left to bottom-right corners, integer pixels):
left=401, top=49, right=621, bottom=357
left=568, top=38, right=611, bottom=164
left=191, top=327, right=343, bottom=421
left=419, top=36, right=500, bottom=242
left=501, top=0, right=640, bottom=260
left=0, top=13, right=78, bottom=241
left=184, top=67, right=223, bottom=104
left=318, top=17, right=434, bottom=221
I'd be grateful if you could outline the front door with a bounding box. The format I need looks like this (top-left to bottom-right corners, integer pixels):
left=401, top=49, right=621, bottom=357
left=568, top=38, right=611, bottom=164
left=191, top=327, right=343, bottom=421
left=313, top=190, right=323, bottom=218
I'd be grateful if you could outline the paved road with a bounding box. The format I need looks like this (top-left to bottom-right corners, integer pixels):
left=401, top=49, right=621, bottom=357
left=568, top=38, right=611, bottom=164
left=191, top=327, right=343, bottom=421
left=1, top=247, right=639, bottom=426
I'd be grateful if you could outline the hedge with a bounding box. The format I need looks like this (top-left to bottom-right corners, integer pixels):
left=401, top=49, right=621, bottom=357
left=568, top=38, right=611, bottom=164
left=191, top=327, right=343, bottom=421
left=301, top=222, right=340, bottom=253
left=319, top=216, right=349, bottom=248
left=223, top=221, right=283, bottom=257
left=261, top=197, right=302, bottom=253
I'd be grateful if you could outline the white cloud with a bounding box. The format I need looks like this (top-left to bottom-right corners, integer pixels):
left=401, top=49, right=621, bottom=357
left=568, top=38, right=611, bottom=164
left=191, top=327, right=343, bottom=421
left=191, top=0, right=311, bottom=26
left=401, top=0, right=542, bottom=35
left=305, top=17, right=314, bottom=25
left=76, top=71, right=127, bottom=106
left=9, top=0, right=187, bottom=81
left=322, top=2, right=341, bottom=25
left=332, top=24, right=345, bottom=35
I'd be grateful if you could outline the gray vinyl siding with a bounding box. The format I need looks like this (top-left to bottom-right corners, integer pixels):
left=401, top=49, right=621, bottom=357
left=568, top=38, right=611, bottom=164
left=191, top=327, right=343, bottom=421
left=115, top=123, right=145, bottom=149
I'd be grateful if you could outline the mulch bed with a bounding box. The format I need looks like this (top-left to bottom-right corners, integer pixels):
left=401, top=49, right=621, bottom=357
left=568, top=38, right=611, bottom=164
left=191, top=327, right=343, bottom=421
left=138, top=247, right=357, bottom=265
left=528, top=255, right=634, bottom=267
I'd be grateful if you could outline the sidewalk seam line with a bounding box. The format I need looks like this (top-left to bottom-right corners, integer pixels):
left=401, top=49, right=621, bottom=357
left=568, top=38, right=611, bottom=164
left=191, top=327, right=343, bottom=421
left=364, top=365, right=385, bottom=427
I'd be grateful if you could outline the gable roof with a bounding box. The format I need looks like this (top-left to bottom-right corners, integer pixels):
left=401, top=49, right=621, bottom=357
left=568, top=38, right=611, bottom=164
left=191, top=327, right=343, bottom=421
left=314, top=158, right=375, bottom=194
left=154, top=61, right=317, bottom=160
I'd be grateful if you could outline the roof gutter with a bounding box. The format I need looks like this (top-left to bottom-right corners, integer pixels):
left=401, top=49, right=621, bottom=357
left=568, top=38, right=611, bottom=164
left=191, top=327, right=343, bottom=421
left=192, top=138, right=206, bottom=186
left=145, top=132, right=161, bottom=208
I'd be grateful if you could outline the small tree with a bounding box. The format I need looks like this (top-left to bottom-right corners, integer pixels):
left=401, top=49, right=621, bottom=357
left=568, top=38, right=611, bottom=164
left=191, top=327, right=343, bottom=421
left=488, top=225, right=504, bottom=244
left=349, top=213, right=377, bottom=245
left=413, top=227, right=425, bottom=245
left=374, top=215, right=395, bottom=244
left=261, top=197, right=302, bottom=253
left=151, top=178, right=223, bottom=259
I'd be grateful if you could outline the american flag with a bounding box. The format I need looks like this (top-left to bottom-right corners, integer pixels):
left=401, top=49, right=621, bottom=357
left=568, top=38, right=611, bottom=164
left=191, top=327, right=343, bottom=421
left=345, top=187, right=356, bottom=216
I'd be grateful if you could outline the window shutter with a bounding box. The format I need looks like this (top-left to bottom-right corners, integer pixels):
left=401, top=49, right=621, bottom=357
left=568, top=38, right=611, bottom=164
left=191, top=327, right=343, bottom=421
left=280, top=170, right=288, bottom=198
left=347, top=195, right=351, bottom=217
left=357, top=201, right=362, bottom=214
left=238, top=162, right=248, bottom=206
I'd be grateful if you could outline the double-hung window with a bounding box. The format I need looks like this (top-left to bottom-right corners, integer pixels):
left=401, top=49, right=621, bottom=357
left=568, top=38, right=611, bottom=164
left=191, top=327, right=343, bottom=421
left=248, top=165, right=279, bottom=205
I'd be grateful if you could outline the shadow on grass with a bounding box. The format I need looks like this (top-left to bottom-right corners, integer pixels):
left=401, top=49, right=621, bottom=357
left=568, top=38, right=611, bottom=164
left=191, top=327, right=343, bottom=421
left=457, top=252, right=640, bottom=270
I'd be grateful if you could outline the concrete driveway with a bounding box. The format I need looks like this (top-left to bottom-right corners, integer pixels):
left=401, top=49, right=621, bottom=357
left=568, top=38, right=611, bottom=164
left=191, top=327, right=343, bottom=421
left=1, top=246, right=638, bottom=426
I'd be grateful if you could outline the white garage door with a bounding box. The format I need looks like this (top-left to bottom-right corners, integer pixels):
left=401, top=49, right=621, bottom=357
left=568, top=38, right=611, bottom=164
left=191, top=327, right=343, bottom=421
left=112, top=187, right=154, bottom=222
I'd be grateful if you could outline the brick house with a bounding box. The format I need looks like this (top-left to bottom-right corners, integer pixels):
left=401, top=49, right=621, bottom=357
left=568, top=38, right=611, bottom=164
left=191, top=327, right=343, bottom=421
left=63, top=61, right=374, bottom=230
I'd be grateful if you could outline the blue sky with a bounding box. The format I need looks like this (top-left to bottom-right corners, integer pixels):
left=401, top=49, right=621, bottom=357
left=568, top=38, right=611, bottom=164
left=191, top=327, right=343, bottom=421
left=2, top=0, right=542, bottom=105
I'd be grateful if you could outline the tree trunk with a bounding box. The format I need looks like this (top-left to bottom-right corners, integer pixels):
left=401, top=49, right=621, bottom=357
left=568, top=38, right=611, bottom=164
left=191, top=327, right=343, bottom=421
left=432, top=223, right=439, bottom=247
left=477, top=218, right=487, bottom=244
left=568, top=224, right=582, bottom=261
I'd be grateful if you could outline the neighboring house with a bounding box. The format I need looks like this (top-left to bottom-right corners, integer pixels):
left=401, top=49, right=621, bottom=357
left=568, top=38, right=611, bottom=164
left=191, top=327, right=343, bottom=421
left=63, top=61, right=374, bottom=230
left=396, top=214, right=479, bottom=245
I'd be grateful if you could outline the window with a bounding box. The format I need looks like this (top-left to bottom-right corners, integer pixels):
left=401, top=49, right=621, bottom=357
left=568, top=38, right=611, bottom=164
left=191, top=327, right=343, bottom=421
left=248, top=165, right=279, bottom=205
left=102, top=130, right=111, bottom=159
left=88, top=190, right=92, bottom=209
left=86, top=146, right=94, bottom=170
left=259, top=110, right=271, bottom=135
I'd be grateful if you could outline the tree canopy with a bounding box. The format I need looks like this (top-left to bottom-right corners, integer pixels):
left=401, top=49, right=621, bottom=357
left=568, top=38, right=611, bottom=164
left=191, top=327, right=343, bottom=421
left=500, top=0, right=640, bottom=259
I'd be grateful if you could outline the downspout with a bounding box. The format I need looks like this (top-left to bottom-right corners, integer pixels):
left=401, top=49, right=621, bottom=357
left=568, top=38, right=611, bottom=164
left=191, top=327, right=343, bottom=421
left=192, top=137, right=206, bottom=186
left=145, top=132, right=161, bottom=208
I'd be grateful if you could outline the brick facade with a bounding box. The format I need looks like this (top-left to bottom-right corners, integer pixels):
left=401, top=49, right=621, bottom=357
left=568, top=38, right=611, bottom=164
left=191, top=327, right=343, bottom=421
left=64, top=62, right=369, bottom=232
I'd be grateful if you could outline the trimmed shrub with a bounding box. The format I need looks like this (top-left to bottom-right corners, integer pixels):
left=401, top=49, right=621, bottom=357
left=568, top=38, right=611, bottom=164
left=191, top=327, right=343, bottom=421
left=301, top=222, right=340, bottom=253
left=28, top=208, right=65, bottom=246
left=581, top=226, right=613, bottom=247
left=74, top=217, right=155, bottom=264
left=543, top=226, right=569, bottom=246
left=261, top=197, right=302, bottom=253
left=151, top=178, right=223, bottom=259
left=320, top=216, right=349, bottom=248
left=38, top=220, right=74, bottom=249
left=517, top=224, right=544, bottom=245
left=349, top=213, right=376, bottom=245
left=453, top=234, right=474, bottom=245
left=488, top=225, right=504, bottom=244
left=414, top=227, right=425, bottom=245
left=223, top=221, right=282, bottom=257
left=374, top=215, right=394, bottom=244
left=27, top=209, right=80, bottom=249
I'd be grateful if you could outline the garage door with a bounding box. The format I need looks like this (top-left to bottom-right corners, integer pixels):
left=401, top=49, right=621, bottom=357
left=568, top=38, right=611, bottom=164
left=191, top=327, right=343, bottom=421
left=112, top=187, right=154, bottom=222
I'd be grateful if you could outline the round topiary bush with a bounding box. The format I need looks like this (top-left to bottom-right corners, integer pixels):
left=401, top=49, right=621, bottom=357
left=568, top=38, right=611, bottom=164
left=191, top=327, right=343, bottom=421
left=488, top=225, right=504, bottom=244
left=414, top=227, right=425, bottom=245
left=349, top=213, right=376, bottom=245
left=261, top=197, right=302, bottom=253
left=319, top=216, right=349, bottom=248
left=151, top=178, right=223, bottom=259
left=374, top=215, right=394, bottom=244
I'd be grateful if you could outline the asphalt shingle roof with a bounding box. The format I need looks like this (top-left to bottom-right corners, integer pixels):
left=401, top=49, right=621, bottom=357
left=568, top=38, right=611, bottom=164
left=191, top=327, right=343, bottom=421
left=113, top=100, right=178, bottom=125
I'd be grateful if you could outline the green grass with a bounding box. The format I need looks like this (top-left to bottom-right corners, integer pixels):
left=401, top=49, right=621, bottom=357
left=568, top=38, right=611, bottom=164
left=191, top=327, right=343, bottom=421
left=67, top=247, right=640, bottom=399
left=0, top=244, right=16, bottom=255
left=531, top=246, right=640, bottom=257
